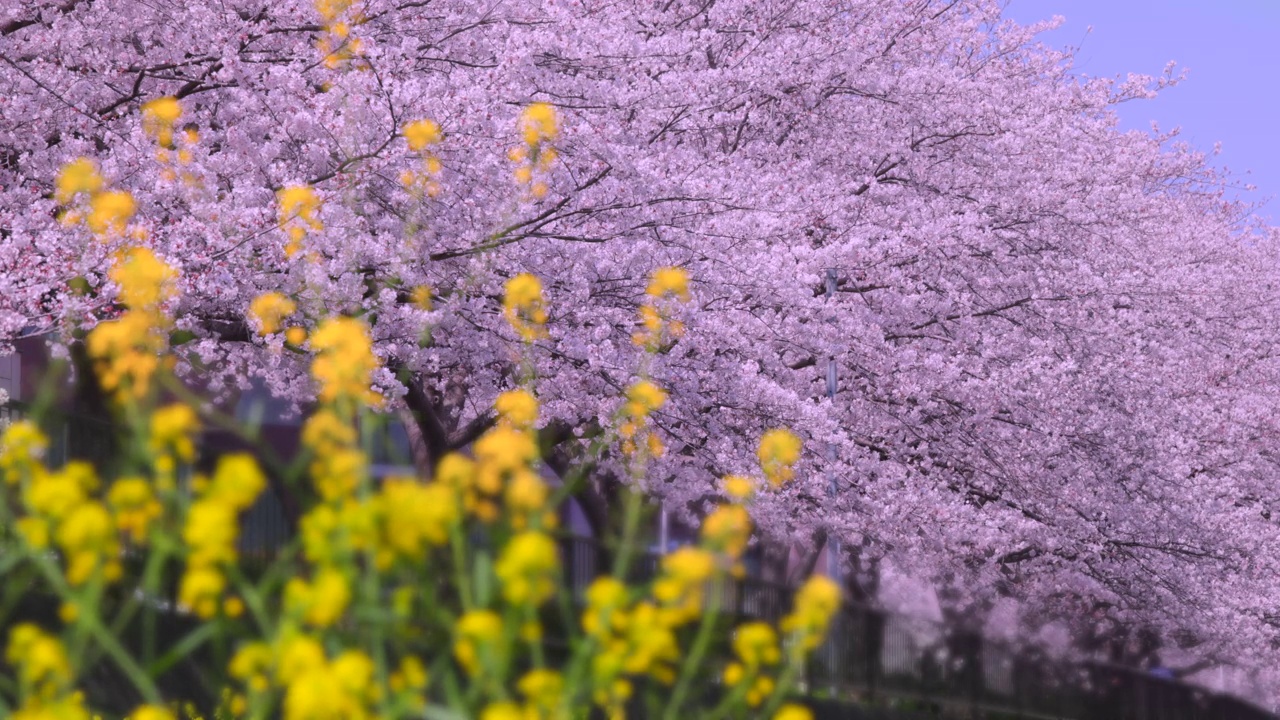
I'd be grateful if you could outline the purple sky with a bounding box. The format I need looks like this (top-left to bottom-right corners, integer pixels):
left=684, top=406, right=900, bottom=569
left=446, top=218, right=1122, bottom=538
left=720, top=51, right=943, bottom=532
left=1005, top=1, right=1280, bottom=223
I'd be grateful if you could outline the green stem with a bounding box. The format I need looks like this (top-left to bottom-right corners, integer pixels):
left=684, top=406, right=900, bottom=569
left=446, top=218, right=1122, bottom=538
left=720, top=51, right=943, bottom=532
left=757, top=645, right=805, bottom=719
left=661, top=583, right=723, bottom=720
left=610, top=486, right=645, bottom=582
left=449, top=518, right=473, bottom=610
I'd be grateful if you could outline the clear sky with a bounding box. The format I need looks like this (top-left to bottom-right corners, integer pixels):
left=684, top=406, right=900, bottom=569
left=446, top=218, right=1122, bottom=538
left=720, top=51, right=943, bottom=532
left=1004, top=1, right=1280, bottom=223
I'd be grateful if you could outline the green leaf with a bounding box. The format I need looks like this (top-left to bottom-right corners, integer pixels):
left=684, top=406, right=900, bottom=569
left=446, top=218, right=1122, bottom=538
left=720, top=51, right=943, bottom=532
left=169, top=329, right=197, bottom=346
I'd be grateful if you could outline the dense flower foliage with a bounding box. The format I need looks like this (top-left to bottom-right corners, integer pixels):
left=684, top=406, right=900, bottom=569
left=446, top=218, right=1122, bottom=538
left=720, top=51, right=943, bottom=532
left=2, top=0, right=1280, bottom=698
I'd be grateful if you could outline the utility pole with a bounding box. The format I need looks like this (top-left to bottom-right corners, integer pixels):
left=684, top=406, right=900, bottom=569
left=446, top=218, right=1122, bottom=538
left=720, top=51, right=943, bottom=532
left=825, top=267, right=841, bottom=580
left=824, top=267, right=842, bottom=695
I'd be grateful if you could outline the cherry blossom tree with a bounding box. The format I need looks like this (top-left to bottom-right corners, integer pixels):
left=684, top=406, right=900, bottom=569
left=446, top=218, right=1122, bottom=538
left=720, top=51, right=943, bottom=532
left=4, top=0, right=1280, bottom=695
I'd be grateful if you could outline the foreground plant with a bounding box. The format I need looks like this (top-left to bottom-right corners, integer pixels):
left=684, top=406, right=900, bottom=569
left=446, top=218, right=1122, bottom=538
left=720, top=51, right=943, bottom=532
left=2, top=133, right=834, bottom=717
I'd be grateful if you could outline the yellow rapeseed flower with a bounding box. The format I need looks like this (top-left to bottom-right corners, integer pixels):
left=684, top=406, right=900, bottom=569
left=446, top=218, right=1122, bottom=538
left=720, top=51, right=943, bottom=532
left=149, top=403, right=200, bottom=463
left=87, top=190, right=136, bottom=236
left=722, top=474, right=755, bottom=501
left=285, top=566, right=351, bottom=628
left=24, top=465, right=87, bottom=520
left=494, top=531, right=559, bottom=605
left=7, top=624, right=74, bottom=700
left=57, top=501, right=119, bottom=585
left=178, top=565, right=227, bottom=618
left=309, top=316, right=380, bottom=404
left=410, top=284, right=433, bottom=310
left=646, top=267, right=690, bottom=300
left=315, top=0, right=353, bottom=22
left=108, top=476, right=162, bottom=543
left=277, top=185, right=323, bottom=257
left=378, top=477, right=458, bottom=557
left=733, top=622, right=781, bottom=670
left=582, top=577, right=629, bottom=639
left=454, top=610, right=503, bottom=676
left=495, top=388, right=539, bottom=428
left=520, top=103, right=559, bottom=146
left=55, top=158, right=104, bottom=203
left=757, top=428, right=802, bottom=488
left=403, top=119, right=442, bottom=151
left=109, top=246, right=179, bottom=312
left=780, top=575, right=841, bottom=651
left=503, top=273, right=548, bottom=342
left=128, top=704, right=176, bottom=720
left=184, top=498, right=239, bottom=567
left=518, top=668, right=565, bottom=717
left=774, top=704, right=814, bottom=720
left=142, top=96, right=182, bottom=147
left=701, top=504, right=752, bottom=561
left=481, top=703, right=522, bottom=720
left=86, top=312, right=166, bottom=399
left=248, top=292, right=297, bottom=335
left=208, top=453, right=267, bottom=511
left=652, top=546, right=717, bottom=624
left=625, top=380, right=667, bottom=419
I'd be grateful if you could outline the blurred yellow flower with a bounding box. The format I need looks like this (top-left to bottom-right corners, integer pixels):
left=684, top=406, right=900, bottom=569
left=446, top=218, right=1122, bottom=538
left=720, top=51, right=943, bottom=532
left=248, top=292, right=297, bottom=335
left=520, top=102, right=559, bottom=145
left=88, top=190, right=136, bottom=236
left=403, top=119, right=442, bottom=151
left=55, top=158, right=104, bottom=203
left=757, top=428, right=802, bottom=488
left=646, top=267, right=690, bottom=300
left=503, top=273, right=548, bottom=341
left=495, top=388, right=539, bottom=428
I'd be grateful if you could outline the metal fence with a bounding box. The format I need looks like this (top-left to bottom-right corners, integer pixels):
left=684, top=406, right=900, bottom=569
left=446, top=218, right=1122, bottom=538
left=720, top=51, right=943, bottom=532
left=556, top=536, right=1274, bottom=720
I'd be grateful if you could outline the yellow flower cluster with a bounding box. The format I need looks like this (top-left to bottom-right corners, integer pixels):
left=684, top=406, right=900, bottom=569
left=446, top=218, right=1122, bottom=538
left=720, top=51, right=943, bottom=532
left=723, top=623, right=781, bottom=706
left=619, top=379, right=667, bottom=459
left=180, top=454, right=266, bottom=618
left=6, top=624, right=88, bottom=719
left=780, top=574, right=841, bottom=652
left=1, top=420, right=49, bottom=486
left=495, top=388, right=538, bottom=428
left=149, top=402, right=200, bottom=489
left=141, top=96, right=182, bottom=148
left=55, top=158, right=137, bottom=239
left=454, top=609, right=503, bottom=677
left=141, top=95, right=200, bottom=178
left=633, top=266, right=690, bottom=350
left=314, top=0, right=364, bottom=69
left=248, top=292, right=298, bottom=336
left=86, top=247, right=180, bottom=401
left=410, top=284, right=433, bottom=311
left=503, top=273, right=548, bottom=343
left=309, top=316, right=381, bottom=406
left=701, top=504, right=752, bottom=572
left=472, top=428, right=537, bottom=522
left=580, top=577, right=679, bottom=718
left=774, top=704, right=815, bottom=720
left=19, top=461, right=123, bottom=585
left=401, top=118, right=443, bottom=198
left=128, top=705, right=176, bottom=720
left=231, top=635, right=382, bottom=720
left=285, top=566, right=352, bottom=628
left=652, top=546, right=717, bottom=625
left=513, top=668, right=566, bottom=720
left=509, top=103, right=559, bottom=199
left=107, top=476, right=163, bottom=544
left=757, top=428, right=802, bottom=488
left=377, top=476, right=457, bottom=559
left=494, top=530, right=558, bottom=605
left=277, top=185, right=323, bottom=259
